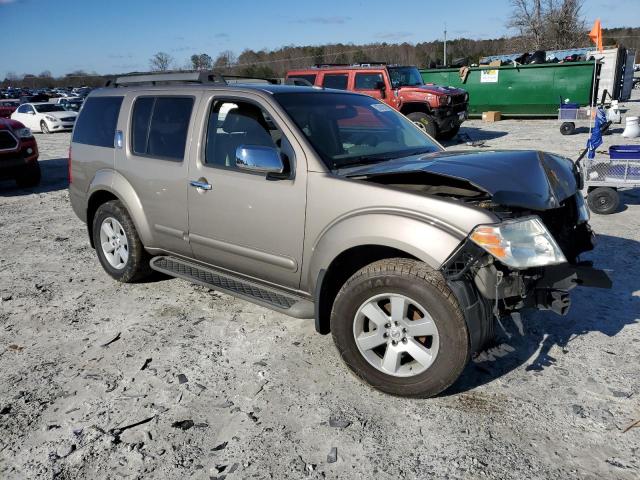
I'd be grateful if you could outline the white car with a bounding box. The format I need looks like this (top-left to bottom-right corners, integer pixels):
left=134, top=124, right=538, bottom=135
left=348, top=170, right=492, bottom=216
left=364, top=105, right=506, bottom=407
left=11, top=102, right=77, bottom=134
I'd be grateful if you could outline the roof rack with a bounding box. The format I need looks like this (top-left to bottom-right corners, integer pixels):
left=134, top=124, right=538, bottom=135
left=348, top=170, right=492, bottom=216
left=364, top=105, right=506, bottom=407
left=222, top=75, right=280, bottom=85
left=105, top=71, right=227, bottom=87
left=312, top=62, right=388, bottom=69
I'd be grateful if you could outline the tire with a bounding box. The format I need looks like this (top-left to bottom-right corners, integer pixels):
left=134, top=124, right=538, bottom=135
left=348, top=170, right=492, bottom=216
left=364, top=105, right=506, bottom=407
left=330, top=258, right=470, bottom=398
left=15, top=162, right=41, bottom=188
left=40, top=121, right=51, bottom=134
left=407, top=112, right=437, bottom=138
left=92, top=200, right=153, bottom=282
left=587, top=187, right=619, bottom=215
left=560, top=122, right=575, bottom=135
left=438, top=124, right=461, bottom=140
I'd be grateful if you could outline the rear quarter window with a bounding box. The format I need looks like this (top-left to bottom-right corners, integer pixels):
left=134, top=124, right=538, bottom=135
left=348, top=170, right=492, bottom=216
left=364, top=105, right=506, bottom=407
left=72, top=96, right=123, bottom=148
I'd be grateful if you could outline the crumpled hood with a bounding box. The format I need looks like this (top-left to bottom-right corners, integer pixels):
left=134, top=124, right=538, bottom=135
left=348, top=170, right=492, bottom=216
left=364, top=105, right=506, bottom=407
left=346, top=150, right=579, bottom=211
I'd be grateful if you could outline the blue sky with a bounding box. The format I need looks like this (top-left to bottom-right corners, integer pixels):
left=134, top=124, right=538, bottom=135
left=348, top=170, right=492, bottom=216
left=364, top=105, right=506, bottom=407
left=0, top=0, right=637, bottom=78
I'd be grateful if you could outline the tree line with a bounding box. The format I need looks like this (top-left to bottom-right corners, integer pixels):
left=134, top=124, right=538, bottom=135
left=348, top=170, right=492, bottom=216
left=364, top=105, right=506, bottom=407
left=4, top=20, right=638, bottom=89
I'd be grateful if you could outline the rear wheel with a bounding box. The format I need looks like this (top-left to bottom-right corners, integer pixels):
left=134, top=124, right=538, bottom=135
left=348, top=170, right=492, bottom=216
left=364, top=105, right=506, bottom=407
left=330, top=258, right=470, bottom=398
left=40, top=121, right=51, bottom=134
left=407, top=112, right=437, bottom=138
left=15, top=162, right=41, bottom=188
left=92, top=200, right=153, bottom=282
left=560, top=122, right=575, bottom=135
left=587, top=187, right=619, bottom=214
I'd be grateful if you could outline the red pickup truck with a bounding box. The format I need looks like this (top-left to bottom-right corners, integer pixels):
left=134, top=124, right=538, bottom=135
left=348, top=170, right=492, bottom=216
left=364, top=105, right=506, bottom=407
left=286, top=64, right=468, bottom=139
left=0, top=118, right=40, bottom=188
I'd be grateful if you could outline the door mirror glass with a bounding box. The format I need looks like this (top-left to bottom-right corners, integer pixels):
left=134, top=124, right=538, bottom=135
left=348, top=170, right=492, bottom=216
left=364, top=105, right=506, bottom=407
left=235, top=145, right=283, bottom=174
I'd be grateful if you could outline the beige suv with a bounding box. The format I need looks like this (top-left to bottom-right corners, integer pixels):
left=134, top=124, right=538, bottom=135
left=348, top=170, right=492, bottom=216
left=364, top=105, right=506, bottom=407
left=69, top=72, right=610, bottom=398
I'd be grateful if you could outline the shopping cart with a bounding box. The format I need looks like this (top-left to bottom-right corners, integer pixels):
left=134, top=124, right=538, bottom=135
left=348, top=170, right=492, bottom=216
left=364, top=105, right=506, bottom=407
left=582, top=145, right=640, bottom=214
left=558, top=103, right=595, bottom=135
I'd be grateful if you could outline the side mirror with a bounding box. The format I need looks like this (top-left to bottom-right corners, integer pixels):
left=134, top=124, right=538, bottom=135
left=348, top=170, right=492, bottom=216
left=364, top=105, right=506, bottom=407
left=375, top=80, right=386, bottom=98
left=235, top=145, right=284, bottom=175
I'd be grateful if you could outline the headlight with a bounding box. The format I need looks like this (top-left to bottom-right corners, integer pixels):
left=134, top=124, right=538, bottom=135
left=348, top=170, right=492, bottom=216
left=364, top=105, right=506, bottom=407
left=45, top=115, right=58, bottom=122
left=14, top=127, right=33, bottom=139
left=469, top=216, right=566, bottom=269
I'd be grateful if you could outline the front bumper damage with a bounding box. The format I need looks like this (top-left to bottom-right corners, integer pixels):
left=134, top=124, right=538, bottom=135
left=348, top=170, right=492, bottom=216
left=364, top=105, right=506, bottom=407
left=441, top=239, right=611, bottom=352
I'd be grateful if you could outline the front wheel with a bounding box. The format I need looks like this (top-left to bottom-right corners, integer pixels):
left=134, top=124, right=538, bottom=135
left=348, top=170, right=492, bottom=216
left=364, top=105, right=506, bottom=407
left=330, top=258, right=470, bottom=398
left=92, top=200, right=153, bottom=282
left=587, top=187, right=619, bottom=215
left=407, top=112, right=437, bottom=138
left=15, top=162, right=41, bottom=188
left=40, top=121, right=51, bottom=134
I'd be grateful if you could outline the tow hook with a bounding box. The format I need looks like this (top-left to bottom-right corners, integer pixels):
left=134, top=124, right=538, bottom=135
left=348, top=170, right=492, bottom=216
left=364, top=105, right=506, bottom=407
left=536, top=289, right=571, bottom=316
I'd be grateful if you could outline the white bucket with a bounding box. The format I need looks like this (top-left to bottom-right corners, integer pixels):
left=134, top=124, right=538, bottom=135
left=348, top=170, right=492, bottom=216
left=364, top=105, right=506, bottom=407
left=622, top=116, right=640, bottom=138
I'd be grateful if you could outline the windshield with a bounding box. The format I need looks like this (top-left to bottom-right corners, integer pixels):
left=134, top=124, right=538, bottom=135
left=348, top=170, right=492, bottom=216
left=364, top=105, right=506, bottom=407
left=34, top=104, right=65, bottom=113
left=275, top=92, right=441, bottom=170
left=388, top=66, right=424, bottom=88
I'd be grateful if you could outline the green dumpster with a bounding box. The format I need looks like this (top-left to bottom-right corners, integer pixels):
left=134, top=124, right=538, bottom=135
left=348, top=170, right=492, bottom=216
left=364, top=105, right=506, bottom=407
left=420, top=62, right=597, bottom=117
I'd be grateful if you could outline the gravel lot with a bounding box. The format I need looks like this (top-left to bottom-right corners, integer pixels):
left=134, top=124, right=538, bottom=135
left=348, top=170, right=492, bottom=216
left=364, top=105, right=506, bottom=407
left=1, top=93, right=639, bottom=480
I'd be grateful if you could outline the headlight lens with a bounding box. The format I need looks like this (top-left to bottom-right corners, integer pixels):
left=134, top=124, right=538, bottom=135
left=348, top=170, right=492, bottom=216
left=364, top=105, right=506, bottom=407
left=470, top=216, right=566, bottom=269
left=14, top=127, right=33, bottom=138
left=45, top=115, right=58, bottom=122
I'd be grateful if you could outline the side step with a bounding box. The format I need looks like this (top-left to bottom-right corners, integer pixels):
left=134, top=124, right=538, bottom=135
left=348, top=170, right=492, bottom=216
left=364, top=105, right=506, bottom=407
left=150, top=256, right=314, bottom=319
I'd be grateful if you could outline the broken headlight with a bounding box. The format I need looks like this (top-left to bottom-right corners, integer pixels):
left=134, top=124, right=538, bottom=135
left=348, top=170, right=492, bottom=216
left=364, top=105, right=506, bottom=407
left=469, top=216, right=566, bottom=269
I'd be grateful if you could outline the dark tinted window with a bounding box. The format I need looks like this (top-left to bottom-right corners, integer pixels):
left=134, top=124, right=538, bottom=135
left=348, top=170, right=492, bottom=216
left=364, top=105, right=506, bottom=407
left=131, top=96, right=194, bottom=161
left=355, top=73, right=384, bottom=90
left=205, top=100, right=281, bottom=169
left=288, top=74, right=316, bottom=85
left=72, top=96, right=123, bottom=148
left=322, top=74, right=348, bottom=90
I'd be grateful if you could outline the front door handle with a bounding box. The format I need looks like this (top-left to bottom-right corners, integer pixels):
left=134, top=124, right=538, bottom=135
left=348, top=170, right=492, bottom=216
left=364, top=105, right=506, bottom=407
left=189, top=180, right=212, bottom=191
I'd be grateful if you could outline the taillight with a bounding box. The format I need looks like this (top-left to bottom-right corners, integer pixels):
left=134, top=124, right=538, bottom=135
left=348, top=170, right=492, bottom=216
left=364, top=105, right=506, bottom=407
left=68, top=146, right=72, bottom=184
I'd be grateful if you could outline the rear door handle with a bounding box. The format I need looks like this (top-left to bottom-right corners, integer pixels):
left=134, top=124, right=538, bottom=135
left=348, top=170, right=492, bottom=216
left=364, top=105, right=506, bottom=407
left=189, top=180, right=212, bottom=191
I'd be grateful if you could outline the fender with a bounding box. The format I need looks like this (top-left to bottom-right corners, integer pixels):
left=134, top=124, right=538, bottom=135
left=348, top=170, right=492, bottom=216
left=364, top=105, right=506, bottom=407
left=87, top=169, right=154, bottom=246
left=305, top=210, right=466, bottom=293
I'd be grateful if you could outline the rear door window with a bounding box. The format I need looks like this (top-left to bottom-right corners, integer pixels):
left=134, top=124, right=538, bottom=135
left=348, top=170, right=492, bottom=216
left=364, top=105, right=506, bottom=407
left=322, top=74, right=349, bottom=90
left=72, top=96, right=123, bottom=148
left=355, top=73, right=384, bottom=90
left=131, top=96, right=194, bottom=161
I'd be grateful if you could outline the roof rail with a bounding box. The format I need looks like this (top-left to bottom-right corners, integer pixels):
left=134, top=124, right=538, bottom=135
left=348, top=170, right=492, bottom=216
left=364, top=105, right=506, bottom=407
left=105, top=71, right=226, bottom=87
left=222, top=75, right=280, bottom=85
left=312, top=62, right=388, bottom=69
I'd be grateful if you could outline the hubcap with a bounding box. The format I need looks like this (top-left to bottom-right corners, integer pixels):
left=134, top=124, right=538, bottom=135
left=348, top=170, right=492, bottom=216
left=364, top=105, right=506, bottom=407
left=353, top=294, right=440, bottom=377
left=413, top=120, right=427, bottom=132
left=99, top=217, right=129, bottom=270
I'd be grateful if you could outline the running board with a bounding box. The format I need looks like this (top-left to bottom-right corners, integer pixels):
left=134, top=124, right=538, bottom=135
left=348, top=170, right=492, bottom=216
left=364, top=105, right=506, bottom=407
left=150, top=256, right=314, bottom=319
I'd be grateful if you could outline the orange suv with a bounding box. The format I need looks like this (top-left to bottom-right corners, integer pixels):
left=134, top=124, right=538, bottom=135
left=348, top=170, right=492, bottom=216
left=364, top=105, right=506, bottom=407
left=286, top=63, right=468, bottom=139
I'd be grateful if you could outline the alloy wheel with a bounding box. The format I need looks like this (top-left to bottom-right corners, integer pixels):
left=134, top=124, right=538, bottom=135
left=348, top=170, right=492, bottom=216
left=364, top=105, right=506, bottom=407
left=353, top=293, right=440, bottom=377
left=99, top=217, right=129, bottom=270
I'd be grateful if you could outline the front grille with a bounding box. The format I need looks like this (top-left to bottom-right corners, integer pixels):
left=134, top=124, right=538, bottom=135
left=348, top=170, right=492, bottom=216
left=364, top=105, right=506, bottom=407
left=452, top=94, right=467, bottom=105
left=61, top=117, right=75, bottom=122
left=0, top=130, right=18, bottom=151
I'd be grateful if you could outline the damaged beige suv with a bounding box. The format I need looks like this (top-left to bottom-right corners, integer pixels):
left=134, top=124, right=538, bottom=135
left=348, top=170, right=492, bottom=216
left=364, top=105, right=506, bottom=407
left=69, top=72, right=610, bottom=398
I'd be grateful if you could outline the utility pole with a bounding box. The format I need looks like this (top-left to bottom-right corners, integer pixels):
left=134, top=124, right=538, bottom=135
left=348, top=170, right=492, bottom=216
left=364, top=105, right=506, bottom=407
left=443, top=23, right=447, bottom=67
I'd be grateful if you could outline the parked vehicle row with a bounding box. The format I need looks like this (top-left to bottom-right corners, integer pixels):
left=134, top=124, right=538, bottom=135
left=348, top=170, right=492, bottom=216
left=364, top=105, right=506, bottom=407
left=67, top=71, right=609, bottom=398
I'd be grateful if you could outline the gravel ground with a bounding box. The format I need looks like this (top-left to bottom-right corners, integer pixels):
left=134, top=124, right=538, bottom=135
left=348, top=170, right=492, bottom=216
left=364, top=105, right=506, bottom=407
left=1, top=92, right=639, bottom=480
